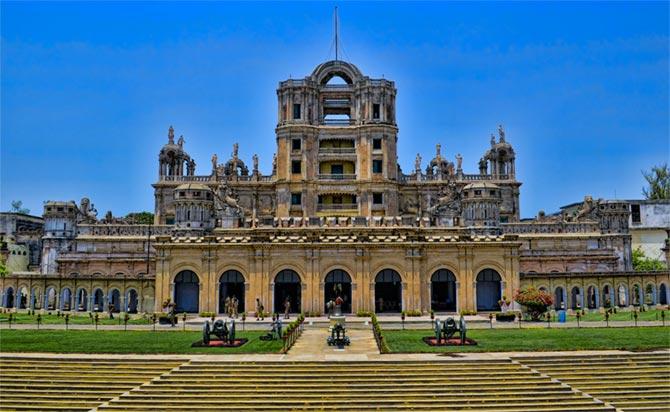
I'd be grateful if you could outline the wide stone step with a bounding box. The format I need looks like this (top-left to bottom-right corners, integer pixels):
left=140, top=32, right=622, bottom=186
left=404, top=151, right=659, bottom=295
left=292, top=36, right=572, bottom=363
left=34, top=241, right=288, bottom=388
left=139, top=382, right=568, bottom=391
left=128, top=387, right=575, bottom=396
left=0, top=404, right=93, bottom=411
left=165, top=370, right=540, bottom=379
left=98, top=406, right=614, bottom=412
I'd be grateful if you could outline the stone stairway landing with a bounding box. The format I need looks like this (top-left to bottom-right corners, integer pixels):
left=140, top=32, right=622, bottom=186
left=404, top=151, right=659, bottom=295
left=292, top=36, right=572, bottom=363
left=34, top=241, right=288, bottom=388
left=286, top=326, right=379, bottom=360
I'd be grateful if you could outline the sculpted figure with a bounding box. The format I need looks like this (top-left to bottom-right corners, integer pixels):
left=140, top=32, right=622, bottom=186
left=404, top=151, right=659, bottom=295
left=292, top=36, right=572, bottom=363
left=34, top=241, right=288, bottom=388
left=168, top=125, right=174, bottom=144
left=498, top=124, right=506, bottom=142
left=415, top=153, right=422, bottom=173
left=490, top=133, right=496, bottom=147
left=272, top=153, right=277, bottom=175
left=252, top=154, right=259, bottom=174
left=178, top=135, right=185, bottom=147
left=456, top=153, right=463, bottom=170
left=211, top=154, right=218, bottom=171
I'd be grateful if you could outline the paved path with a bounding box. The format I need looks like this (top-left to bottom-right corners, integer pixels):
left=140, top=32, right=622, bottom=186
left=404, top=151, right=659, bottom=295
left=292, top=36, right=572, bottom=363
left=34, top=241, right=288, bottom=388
left=286, top=327, right=379, bottom=360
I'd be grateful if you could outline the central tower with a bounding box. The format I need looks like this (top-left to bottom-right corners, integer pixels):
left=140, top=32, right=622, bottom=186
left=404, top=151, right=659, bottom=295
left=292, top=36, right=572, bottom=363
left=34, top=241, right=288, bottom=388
left=275, top=60, right=399, bottom=218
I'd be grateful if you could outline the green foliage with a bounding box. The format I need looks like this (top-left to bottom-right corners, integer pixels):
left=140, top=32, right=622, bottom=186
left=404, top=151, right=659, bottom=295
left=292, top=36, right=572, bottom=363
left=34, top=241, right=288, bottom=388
left=356, top=310, right=373, bottom=317
left=198, top=312, right=216, bottom=318
left=642, top=163, right=670, bottom=200
left=9, top=200, right=30, bottom=214
left=495, top=313, right=517, bottom=322
left=0, top=256, right=8, bottom=278
left=125, top=211, right=154, bottom=225
left=514, top=287, right=554, bottom=320
left=460, top=310, right=477, bottom=316
left=632, top=247, right=666, bottom=271
left=402, top=310, right=422, bottom=317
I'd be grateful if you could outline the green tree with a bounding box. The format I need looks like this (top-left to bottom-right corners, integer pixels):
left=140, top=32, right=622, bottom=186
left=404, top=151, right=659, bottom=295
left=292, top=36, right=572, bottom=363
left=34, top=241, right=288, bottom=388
left=642, top=163, right=670, bottom=200
left=0, top=257, right=8, bottom=277
left=125, top=211, right=154, bottom=224
left=9, top=200, right=30, bottom=214
left=632, top=247, right=665, bottom=271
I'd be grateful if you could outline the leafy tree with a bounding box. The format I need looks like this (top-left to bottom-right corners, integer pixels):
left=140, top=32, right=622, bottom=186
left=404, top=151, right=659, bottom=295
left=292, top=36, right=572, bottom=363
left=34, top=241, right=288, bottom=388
left=9, top=200, right=30, bottom=214
left=642, top=163, right=670, bottom=200
left=632, top=247, right=665, bottom=271
left=0, top=257, right=8, bottom=277
left=125, top=211, right=154, bottom=225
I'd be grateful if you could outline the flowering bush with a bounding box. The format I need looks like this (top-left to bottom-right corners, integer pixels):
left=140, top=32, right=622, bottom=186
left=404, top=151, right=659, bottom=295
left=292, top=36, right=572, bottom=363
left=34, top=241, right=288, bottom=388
left=514, top=287, right=554, bottom=321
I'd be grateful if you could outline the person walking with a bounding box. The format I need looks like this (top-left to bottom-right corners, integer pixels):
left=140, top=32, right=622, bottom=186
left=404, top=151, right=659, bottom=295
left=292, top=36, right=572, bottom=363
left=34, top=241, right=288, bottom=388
left=224, top=296, right=231, bottom=318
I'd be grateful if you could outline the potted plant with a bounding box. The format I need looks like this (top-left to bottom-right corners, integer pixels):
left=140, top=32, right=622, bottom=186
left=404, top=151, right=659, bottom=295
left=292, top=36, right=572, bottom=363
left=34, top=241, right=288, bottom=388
left=514, top=287, right=553, bottom=321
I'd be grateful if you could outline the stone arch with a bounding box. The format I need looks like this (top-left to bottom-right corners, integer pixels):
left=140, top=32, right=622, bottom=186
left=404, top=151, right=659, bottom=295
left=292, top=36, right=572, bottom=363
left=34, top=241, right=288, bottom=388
left=218, top=270, right=246, bottom=314
left=125, top=288, right=139, bottom=313
left=45, top=287, right=57, bottom=310
left=75, top=287, right=88, bottom=311
left=586, top=285, right=599, bottom=309
left=570, top=286, right=583, bottom=310
left=273, top=269, right=301, bottom=314
left=92, top=288, right=105, bottom=312
left=4, top=287, right=15, bottom=308
left=659, top=283, right=668, bottom=305
left=375, top=269, right=402, bottom=313
left=170, top=264, right=202, bottom=284
left=476, top=269, right=502, bottom=311
left=174, top=270, right=200, bottom=313
left=17, top=286, right=28, bottom=309
left=554, top=286, right=566, bottom=310
left=30, top=287, right=41, bottom=310
left=311, top=60, right=363, bottom=85
left=617, top=283, right=629, bottom=307
left=430, top=268, right=457, bottom=312
left=644, top=283, right=657, bottom=305
left=108, top=289, right=121, bottom=313
left=601, top=283, right=614, bottom=308
left=324, top=269, right=352, bottom=314
left=631, top=283, right=643, bottom=306
left=60, top=288, right=73, bottom=311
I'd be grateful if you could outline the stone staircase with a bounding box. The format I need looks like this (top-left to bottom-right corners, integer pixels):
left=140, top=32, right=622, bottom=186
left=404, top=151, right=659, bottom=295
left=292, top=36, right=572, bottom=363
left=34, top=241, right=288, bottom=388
left=514, top=352, right=670, bottom=412
left=0, top=356, right=183, bottom=411
left=96, top=359, right=614, bottom=411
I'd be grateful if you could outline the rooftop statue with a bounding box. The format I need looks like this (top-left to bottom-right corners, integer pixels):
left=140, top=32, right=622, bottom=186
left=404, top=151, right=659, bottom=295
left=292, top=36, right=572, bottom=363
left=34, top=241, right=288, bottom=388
left=168, top=125, right=174, bottom=144
left=498, top=124, right=506, bottom=143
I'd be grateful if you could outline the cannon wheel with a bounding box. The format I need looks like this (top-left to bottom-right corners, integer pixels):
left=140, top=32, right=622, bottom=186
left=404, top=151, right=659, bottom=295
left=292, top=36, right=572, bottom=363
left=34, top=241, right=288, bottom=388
left=203, top=321, right=210, bottom=345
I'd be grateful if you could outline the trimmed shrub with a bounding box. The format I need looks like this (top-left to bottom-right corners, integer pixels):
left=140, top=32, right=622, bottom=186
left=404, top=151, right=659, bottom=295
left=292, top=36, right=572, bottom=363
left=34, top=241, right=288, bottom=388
left=514, top=287, right=553, bottom=321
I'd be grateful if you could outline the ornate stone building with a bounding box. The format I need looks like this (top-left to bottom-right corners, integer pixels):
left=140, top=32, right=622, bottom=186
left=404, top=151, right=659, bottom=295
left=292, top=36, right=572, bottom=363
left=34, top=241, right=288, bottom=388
left=2, top=60, right=668, bottom=315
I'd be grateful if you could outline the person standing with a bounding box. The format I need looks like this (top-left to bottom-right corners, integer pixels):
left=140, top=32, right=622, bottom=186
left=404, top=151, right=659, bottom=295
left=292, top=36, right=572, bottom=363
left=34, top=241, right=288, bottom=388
left=256, top=298, right=264, bottom=321
left=283, top=297, right=291, bottom=320
left=224, top=296, right=231, bottom=318
left=232, top=295, right=239, bottom=318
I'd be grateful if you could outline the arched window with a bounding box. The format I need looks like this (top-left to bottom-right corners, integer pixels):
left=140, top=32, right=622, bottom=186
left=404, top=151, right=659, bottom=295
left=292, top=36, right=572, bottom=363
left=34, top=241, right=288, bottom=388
left=274, top=270, right=301, bottom=314
left=430, top=269, right=457, bottom=312
left=219, top=270, right=245, bottom=314
left=174, top=270, right=200, bottom=313
left=324, top=269, right=352, bottom=314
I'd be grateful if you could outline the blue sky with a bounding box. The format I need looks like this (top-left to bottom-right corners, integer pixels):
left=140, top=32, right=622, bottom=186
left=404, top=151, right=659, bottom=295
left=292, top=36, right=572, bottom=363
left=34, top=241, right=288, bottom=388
left=1, top=1, right=668, bottom=218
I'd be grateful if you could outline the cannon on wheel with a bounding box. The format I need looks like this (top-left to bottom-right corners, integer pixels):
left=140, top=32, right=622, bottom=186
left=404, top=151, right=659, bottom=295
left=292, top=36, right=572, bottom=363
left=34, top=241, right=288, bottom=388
left=203, top=319, right=235, bottom=345
left=434, top=316, right=467, bottom=345
left=327, top=323, right=350, bottom=346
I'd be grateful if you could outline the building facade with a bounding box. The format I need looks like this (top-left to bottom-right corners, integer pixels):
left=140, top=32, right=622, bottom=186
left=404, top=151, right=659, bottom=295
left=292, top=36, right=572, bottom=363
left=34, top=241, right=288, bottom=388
left=2, top=60, right=669, bottom=314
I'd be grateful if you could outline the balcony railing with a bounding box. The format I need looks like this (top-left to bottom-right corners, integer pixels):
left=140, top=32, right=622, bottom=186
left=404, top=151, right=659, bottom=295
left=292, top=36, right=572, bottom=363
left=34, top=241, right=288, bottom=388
left=318, top=174, right=356, bottom=180
left=320, top=118, right=356, bottom=126
left=317, top=203, right=358, bottom=211
left=318, top=147, right=356, bottom=154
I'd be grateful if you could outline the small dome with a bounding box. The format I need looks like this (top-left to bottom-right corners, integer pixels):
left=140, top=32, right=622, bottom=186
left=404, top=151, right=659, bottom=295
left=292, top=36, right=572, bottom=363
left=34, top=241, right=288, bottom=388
left=464, top=182, right=500, bottom=190
left=175, top=183, right=210, bottom=191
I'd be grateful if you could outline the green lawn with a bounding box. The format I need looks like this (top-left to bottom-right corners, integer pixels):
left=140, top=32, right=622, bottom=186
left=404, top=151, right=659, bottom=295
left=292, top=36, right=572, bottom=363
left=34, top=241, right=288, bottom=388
left=0, top=313, right=153, bottom=326
left=383, top=326, right=670, bottom=353
left=0, top=330, right=284, bottom=354
left=566, top=308, right=667, bottom=322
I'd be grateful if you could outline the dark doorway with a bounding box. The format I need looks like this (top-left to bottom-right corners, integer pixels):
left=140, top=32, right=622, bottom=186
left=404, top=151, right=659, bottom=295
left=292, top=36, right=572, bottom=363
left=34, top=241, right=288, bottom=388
left=219, top=270, right=245, bottom=314
left=375, top=269, right=402, bottom=313
left=274, top=270, right=301, bottom=314
left=77, top=289, right=87, bottom=311
left=571, top=286, right=581, bottom=310
left=476, top=269, right=501, bottom=311
left=174, top=270, right=199, bottom=313
left=5, top=288, right=14, bottom=308
left=431, top=269, right=457, bottom=312
left=93, top=289, right=104, bottom=312
left=109, top=289, right=121, bottom=313
left=324, top=269, right=352, bottom=313
left=554, top=287, right=565, bottom=310
left=127, top=289, right=138, bottom=313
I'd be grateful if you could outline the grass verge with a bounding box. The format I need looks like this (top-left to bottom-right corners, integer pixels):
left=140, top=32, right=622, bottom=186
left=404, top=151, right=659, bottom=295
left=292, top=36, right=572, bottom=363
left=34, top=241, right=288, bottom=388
left=383, top=326, right=670, bottom=353
left=0, top=329, right=283, bottom=354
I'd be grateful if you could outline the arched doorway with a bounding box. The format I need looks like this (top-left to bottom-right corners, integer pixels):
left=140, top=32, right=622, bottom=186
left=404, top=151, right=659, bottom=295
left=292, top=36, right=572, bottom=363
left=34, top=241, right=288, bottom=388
left=586, top=286, right=597, bottom=309
left=602, top=285, right=612, bottom=308
left=60, top=288, right=72, bottom=311
left=617, top=284, right=628, bottom=307
left=18, top=287, right=28, bottom=309
left=375, top=269, right=402, bottom=313
left=76, top=288, right=87, bottom=311
left=93, top=289, right=104, bottom=312
left=108, top=289, right=121, bottom=313
left=274, top=270, right=301, bottom=314
left=174, top=270, right=200, bottom=313
left=219, top=270, right=245, bottom=314
left=30, top=287, right=40, bottom=310
left=476, top=269, right=501, bottom=311
left=645, top=284, right=656, bottom=305
left=324, top=269, right=352, bottom=314
left=660, top=283, right=668, bottom=305
left=571, top=286, right=581, bottom=310
left=430, top=269, right=457, bottom=312
left=632, top=284, right=642, bottom=306
left=127, top=289, right=138, bottom=313
left=46, top=287, right=56, bottom=310
left=5, top=287, right=14, bottom=308
left=554, top=287, right=565, bottom=310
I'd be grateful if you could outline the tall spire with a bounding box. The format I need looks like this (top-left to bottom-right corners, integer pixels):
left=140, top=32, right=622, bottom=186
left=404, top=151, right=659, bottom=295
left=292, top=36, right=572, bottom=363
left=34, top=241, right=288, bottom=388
left=334, top=6, right=340, bottom=61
